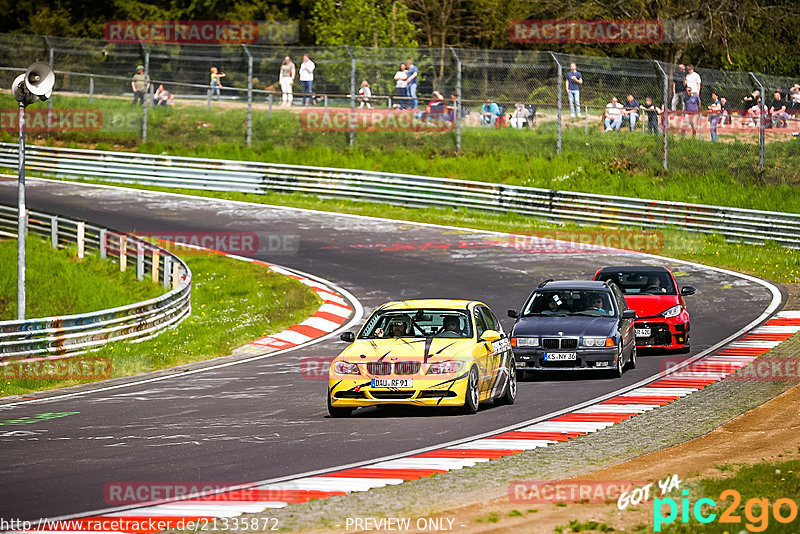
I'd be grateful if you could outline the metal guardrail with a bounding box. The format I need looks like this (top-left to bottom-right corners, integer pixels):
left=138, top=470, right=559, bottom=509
left=0, top=143, right=799, bottom=248
left=0, top=203, right=191, bottom=360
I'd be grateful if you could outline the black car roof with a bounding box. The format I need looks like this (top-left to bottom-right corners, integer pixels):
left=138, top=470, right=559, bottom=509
left=598, top=266, right=669, bottom=273
left=537, top=280, right=611, bottom=290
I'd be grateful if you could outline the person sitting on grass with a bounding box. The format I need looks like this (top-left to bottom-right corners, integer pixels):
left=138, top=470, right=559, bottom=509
left=153, top=85, right=175, bottom=107
left=603, top=97, right=624, bottom=132
left=481, top=98, right=502, bottom=127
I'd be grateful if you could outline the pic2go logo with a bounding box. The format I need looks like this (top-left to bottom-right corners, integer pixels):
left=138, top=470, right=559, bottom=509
left=653, top=489, right=800, bottom=532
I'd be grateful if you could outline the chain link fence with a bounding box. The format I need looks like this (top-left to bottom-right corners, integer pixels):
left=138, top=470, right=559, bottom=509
left=0, top=33, right=798, bottom=184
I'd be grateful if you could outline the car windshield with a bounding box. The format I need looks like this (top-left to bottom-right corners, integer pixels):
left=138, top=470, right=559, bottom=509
left=596, top=271, right=676, bottom=295
left=522, top=290, right=615, bottom=317
left=359, top=309, right=474, bottom=339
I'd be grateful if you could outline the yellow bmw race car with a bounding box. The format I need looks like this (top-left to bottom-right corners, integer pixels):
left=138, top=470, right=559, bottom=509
left=328, top=299, right=516, bottom=417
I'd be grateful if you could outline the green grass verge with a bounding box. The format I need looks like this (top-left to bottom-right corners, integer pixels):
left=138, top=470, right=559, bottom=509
left=659, top=459, right=800, bottom=533
left=0, top=235, right=165, bottom=320
left=0, top=244, right=321, bottom=397
left=2, top=93, right=798, bottom=212
left=33, top=178, right=800, bottom=285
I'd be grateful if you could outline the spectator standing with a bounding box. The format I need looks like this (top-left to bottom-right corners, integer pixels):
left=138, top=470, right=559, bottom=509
left=405, top=59, right=419, bottom=109
left=279, top=56, right=296, bottom=107
left=670, top=64, right=686, bottom=110
left=358, top=80, right=372, bottom=108
left=393, top=63, right=408, bottom=109
left=481, top=98, right=501, bottom=127
left=790, top=84, right=800, bottom=111
left=685, top=65, right=701, bottom=102
left=603, top=97, right=624, bottom=131
left=565, top=62, right=583, bottom=118
left=209, top=66, right=225, bottom=101
left=640, top=97, right=662, bottom=134
left=623, top=94, right=640, bottom=131
left=299, top=54, right=315, bottom=106
left=770, top=91, right=791, bottom=127
left=720, top=96, right=731, bottom=125
left=682, top=86, right=702, bottom=135
left=446, top=93, right=459, bottom=122
left=131, top=65, right=149, bottom=106
left=708, top=92, right=722, bottom=142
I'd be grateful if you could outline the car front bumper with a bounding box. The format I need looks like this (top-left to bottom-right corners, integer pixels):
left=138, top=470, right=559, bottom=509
left=513, top=347, right=619, bottom=371
left=634, top=319, right=690, bottom=349
left=328, top=374, right=470, bottom=408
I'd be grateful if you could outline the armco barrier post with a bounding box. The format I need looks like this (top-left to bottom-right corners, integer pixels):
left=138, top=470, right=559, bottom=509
left=136, top=241, right=144, bottom=280
left=89, top=76, right=94, bottom=103
left=99, top=228, right=107, bottom=259
left=119, top=235, right=127, bottom=272
left=152, top=249, right=160, bottom=283
left=163, top=255, right=172, bottom=288
left=50, top=216, right=58, bottom=248
left=77, top=222, right=85, bottom=259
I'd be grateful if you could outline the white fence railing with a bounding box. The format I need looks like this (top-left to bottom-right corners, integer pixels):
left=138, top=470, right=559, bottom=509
left=0, top=204, right=191, bottom=360
left=0, top=143, right=798, bottom=248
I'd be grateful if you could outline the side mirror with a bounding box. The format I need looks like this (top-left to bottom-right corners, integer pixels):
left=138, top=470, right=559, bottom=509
left=680, top=286, right=696, bottom=296
left=507, top=309, right=519, bottom=318
left=621, top=310, right=637, bottom=320
left=481, top=330, right=501, bottom=343
left=339, top=332, right=355, bottom=343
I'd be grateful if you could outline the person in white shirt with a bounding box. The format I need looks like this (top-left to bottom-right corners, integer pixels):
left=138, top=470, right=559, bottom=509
left=358, top=80, right=372, bottom=109
left=299, top=54, right=315, bottom=106
left=685, top=64, right=701, bottom=102
left=393, top=63, right=408, bottom=109
left=603, top=97, right=624, bottom=131
left=279, top=56, right=296, bottom=106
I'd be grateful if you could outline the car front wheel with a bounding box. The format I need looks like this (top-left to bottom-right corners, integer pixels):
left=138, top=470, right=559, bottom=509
left=460, top=366, right=480, bottom=414
left=496, top=359, right=517, bottom=406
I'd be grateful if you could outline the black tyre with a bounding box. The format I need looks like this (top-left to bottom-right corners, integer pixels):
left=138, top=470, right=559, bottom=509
left=327, top=392, right=354, bottom=418
left=610, top=348, right=624, bottom=378
left=627, top=345, right=638, bottom=369
left=460, top=366, right=480, bottom=414
left=496, top=359, right=517, bottom=406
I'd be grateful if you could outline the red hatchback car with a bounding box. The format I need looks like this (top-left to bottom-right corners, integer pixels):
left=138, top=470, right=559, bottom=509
left=594, top=266, right=695, bottom=352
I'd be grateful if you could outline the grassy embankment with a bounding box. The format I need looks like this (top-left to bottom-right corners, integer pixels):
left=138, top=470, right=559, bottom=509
left=0, top=236, right=320, bottom=397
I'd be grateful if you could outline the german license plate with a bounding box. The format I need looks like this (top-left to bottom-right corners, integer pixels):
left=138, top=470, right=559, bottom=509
left=371, top=378, right=413, bottom=388
left=635, top=328, right=651, bottom=338
left=544, top=352, right=577, bottom=361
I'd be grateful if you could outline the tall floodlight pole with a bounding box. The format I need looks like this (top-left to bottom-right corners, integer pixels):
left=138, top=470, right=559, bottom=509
left=11, top=62, right=54, bottom=320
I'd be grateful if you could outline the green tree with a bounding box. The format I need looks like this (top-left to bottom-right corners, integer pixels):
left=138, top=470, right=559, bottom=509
left=310, top=0, right=418, bottom=47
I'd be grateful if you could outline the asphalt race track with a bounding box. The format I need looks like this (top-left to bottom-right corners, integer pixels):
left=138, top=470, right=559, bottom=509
left=0, top=179, right=778, bottom=522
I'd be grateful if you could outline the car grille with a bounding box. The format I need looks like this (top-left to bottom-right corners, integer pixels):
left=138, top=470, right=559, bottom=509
left=394, top=362, right=421, bottom=375
left=370, top=391, right=415, bottom=400
left=366, top=362, right=420, bottom=375
left=367, top=362, right=392, bottom=375
left=417, top=390, right=458, bottom=398
left=334, top=391, right=366, bottom=399
left=637, top=322, right=672, bottom=346
left=542, top=338, right=579, bottom=349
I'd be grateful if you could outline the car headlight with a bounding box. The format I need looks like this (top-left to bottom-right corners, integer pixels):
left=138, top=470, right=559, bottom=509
left=332, top=361, right=360, bottom=375
left=512, top=337, right=539, bottom=347
left=661, top=305, right=683, bottom=318
left=583, top=337, right=616, bottom=347
left=426, top=361, right=463, bottom=374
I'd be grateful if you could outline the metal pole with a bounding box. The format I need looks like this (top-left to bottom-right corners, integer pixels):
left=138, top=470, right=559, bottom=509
left=17, top=101, right=26, bottom=320
left=749, top=72, right=766, bottom=183
left=268, top=94, right=273, bottom=118
left=45, top=37, right=53, bottom=120
left=450, top=48, right=462, bottom=153
left=346, top=46, right=356, bottom=148
left=89, top=77, right=94, bottom=103
left=141, top=48, right=149, bottom=143
left=654, top=61, right=669, bottom=170
left=550, top=53, right=563, bottom=154
left=584, top=105, right=588, bottom=133
left=243, top=44, right=253, bottom=147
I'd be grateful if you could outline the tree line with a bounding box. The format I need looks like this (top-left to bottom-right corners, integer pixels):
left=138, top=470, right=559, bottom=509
left=1, top=0, right=797, bottom=77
